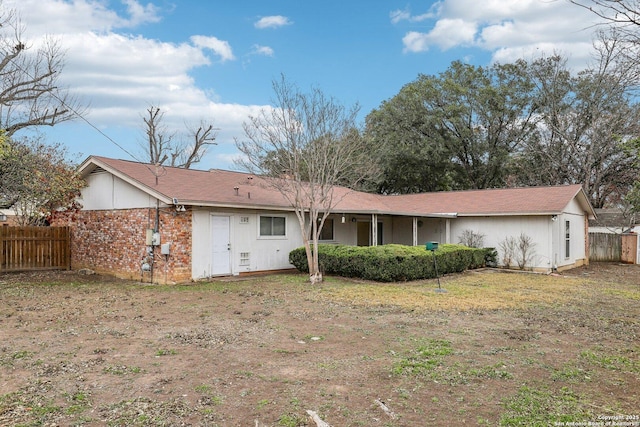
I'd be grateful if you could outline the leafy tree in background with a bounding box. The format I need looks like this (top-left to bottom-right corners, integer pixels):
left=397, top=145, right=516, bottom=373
left=511, top=52, right=640, bottom=208
left=0, top=138, right=85, bottom=225
left=0, top=4, right=84, bottom=136
left=571, top=0, right=640, bottom=211
left=142, top=105, right=217, bottom=169
left=366, top=52, right=640, bottom=208
left=0, top=3, right=86, bottom=224
left=236, top=76, right=377, bottom=284
left=364, top=76, right=455, bottom=193
left=624, top=138, right=640, bottom=214
left=365, top=60, right=537, bottom=193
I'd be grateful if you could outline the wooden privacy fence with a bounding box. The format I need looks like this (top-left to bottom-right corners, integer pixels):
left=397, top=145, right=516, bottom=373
left=0, top=226, right=70, bottom=272
left=621, top=233, right=638, bottom=264
left=589, top=232, right=622, bottom=262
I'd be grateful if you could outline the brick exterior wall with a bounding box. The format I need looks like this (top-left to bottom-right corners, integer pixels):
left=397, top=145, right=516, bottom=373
left=51, top=207, right=193, bottom=283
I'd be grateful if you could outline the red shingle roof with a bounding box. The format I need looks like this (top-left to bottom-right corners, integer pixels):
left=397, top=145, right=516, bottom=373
left=381, top=185, right=590, bottom=216
left=81, top=156, right=595, bottom=218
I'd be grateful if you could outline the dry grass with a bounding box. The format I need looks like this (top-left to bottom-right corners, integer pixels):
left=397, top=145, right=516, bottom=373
left=1, top=265, right=638, bottom=426
left=319, top=270, right=596, bottom=311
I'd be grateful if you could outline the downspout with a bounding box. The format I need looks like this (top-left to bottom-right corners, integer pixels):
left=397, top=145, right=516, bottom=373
left=549, top=215, right=556, bottom=272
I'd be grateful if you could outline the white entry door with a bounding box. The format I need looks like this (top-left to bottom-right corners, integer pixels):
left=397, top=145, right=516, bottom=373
left=211, top=215, right=231, bottom=276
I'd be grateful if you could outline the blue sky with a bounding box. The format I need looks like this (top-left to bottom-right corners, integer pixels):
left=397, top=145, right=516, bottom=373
left=6, top=0, right=602, bottom=170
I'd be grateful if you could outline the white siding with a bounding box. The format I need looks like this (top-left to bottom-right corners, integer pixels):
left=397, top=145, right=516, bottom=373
left=391, top=217, right=414, bottom=246
left=80, top=172, right=157, bottom=210
left=191, top=209, right=302, bottom=279
left=556, top=198, right=588, bottom=269
left=451, top=216, right=553, bottom=271
left=332, top=216, right=357, bottom=245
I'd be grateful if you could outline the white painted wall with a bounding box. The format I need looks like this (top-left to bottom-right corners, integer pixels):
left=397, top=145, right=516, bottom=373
left=557, top=198, right=588, bottom=269
left=450, top=216, right=554, bottom=271
left=332, top=216, right=356, bottom=245
left=391, top=217, right=414, bottom=245
left=192, top=209, right=302, bottom=279
left=80, top=172, right=158, bottom=210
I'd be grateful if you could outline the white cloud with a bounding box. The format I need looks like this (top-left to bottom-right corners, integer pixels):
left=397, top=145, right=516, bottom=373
left=214, top=151, right=247, bottom=169
left=403, top=19, right=477, bottom=53
left=251, top=44, right=274, bottom=57
left=121, top=0, right=162, bottom=27
left=5, top=0, right=161, bottom=34
left=400, top=0, right=600, bottom=65
left=390, top=8, right=434, bottom=24
left=1, top=0, right=264, bottom=170
left=390, top=9, right=411, bottom=24
left=254, top=15, right=292, bottom=29
left=402, top=32, right=431, bottom=53
left=191, top=35, right=235, bottom=62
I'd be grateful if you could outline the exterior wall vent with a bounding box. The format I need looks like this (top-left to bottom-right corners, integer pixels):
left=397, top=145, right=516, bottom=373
left=239, top=252, right=250, bottom=266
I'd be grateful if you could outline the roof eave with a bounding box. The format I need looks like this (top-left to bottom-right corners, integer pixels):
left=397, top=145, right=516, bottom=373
left=456, top=211, right=561, bottom=217
left=572, top=186, right=597, bottom=220
left=186, top=201, right=295, bottom=212
left=79, top=156, right=174, bottom=205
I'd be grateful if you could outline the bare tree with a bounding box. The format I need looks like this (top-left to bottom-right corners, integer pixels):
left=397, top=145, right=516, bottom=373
left=499, top=236, right=517, bottom=268
left=142, top=105, right=217, bottom=169
left=0, top=5, right=83, bottom=136
left=571, top=1, right=640, bottom=81
left=516, top=232, right=536, bottom=270
left=458, top=229, right=486, bottom=248
left=570, top=0, right=640, bottom=32
left=236, top=76, right=378, bottom=284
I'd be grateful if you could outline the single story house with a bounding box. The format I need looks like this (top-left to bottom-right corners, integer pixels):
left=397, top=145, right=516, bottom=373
left=589, top=208, right=638, bottom=234
left=51, top=156, right=596, bottom=282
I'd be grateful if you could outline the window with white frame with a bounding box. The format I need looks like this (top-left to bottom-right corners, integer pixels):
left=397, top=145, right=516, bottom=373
left=565, top=220, right=570, bottom=259
left=260, top=216, right=286, bottom=237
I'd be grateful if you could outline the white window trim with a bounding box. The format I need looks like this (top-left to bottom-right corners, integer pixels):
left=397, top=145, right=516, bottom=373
left=258, top=215, right=288, bottom=240
left=565, top=220, right=571, bottom=260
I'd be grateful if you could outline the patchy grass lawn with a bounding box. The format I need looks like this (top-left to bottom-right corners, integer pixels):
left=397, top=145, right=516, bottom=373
left=0, top=263, right=638, bottom=426
left=320, top=271, right=593, bottom=311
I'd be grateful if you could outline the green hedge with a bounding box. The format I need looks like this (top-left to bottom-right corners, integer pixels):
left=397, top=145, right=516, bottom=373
left=289, top=244, right=489, bottom=282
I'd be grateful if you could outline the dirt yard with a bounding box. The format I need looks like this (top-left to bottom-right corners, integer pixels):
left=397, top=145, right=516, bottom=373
left=0, top=263, right=639, bottom=426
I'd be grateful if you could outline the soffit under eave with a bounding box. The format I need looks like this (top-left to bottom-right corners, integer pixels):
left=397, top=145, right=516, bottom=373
left=572, top=187, right=597, bottom=220
left=455, top=211, right=561, bottom=217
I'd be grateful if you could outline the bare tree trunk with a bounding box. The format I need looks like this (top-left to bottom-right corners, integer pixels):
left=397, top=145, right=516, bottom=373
left=142, top=105, right=217, bottom=169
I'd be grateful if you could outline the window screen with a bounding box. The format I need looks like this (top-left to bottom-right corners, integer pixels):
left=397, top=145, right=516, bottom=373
left=260, top=216, right=286, bottom=236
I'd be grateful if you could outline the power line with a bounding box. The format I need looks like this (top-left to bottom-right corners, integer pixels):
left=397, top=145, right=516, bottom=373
left=2, top=40, right=144, bottom=163
left=4, top=49, right=163, bottom=176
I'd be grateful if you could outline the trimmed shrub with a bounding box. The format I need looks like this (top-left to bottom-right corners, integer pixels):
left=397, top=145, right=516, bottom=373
left=289, top=243, right=487, bottom=282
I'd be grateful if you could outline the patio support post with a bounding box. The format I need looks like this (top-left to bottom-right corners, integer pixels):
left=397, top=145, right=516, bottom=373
left=371, top=214, right=378, bottom=246
left=445, top=219, right=451, bottom=244
left=412, top=217, right=418, bottom=246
